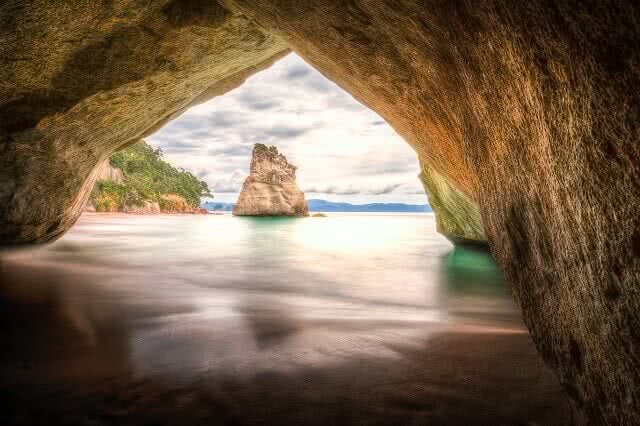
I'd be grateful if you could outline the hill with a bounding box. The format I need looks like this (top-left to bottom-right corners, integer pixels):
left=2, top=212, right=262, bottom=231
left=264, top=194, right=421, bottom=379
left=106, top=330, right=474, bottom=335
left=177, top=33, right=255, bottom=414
left=90, top=141, right=212, bottom=212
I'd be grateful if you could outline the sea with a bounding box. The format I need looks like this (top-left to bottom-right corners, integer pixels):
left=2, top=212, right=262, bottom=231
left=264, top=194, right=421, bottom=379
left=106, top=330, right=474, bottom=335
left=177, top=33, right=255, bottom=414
left=0, top=213, right=578, bottom=425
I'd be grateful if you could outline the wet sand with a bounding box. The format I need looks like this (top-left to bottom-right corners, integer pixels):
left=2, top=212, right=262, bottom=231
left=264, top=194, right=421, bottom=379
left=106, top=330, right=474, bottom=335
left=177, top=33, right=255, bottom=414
left=0, top=254, right=584, bottom=425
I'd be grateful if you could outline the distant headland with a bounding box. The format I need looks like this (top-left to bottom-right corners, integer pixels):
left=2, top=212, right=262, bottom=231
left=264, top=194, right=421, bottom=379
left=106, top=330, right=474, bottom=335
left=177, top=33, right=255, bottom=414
left=86, top=141, right=210, bottom=214
left=204, top=199, right=431, bottom=213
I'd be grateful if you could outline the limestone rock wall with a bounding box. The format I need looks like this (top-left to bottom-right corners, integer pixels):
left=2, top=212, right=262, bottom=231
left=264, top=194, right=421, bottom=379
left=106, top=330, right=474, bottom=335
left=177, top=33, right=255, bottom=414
left=419, top=162, right=486, bottom=247
left=94, top=160, right=124, bottom=184
left=233, top=145, right=308, bottom=216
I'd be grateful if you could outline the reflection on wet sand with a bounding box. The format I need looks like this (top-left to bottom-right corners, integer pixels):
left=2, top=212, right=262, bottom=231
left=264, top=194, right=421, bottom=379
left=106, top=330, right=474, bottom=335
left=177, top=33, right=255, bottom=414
left=0, top=244, right=583, bottom=425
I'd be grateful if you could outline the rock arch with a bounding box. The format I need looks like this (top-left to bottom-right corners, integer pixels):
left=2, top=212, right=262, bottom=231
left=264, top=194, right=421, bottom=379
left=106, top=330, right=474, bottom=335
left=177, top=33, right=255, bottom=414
left=1, top=1, right=639, bottom=422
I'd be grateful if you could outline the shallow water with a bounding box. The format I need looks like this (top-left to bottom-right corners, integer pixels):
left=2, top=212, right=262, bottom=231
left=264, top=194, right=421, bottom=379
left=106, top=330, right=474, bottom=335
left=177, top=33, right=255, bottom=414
left=0, top=213, right=577, bottom=424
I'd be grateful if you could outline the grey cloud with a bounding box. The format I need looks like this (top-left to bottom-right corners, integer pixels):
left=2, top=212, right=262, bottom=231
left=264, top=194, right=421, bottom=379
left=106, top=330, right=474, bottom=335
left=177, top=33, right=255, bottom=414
left=369, top=183, right=402, bottom=195
left=213, top=169, right=247, bottom=193
left=264, top=125, right=311, bottom=140
left=306, top=74, right=332, bottom=92
left=159, top=111, right=242, bottom=134
left=353, top=156, right=418, bottom=176
left=209, top=111, right=243, bottom=128
left=190, top=129, right=216, bottom=139
left=304, top=183, right=404, bottom=196
left=239, top=93, right=279, bottom=111
left=249, top=101, right=278, bottom=111
left=286, top=65, right=312, bottom=80
left=208, top=143, right=253, bottom=157
left=326, top=92, right=364, bottom=112
left=303, top=185, right=361, bottom=195
left=164, top=140, right=204, bottom=153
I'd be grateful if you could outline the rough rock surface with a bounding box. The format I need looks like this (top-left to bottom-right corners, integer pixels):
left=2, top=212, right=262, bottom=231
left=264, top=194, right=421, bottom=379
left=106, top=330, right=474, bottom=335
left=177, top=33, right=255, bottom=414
left=233, top=144, right=308, bottom=216
left=94, top=159, right=124, bottom=184
left=122, top=201, right=161, bottom=215
left=419, top=162, right=486, bottom=247
left=1, top=1, right=640, bottom=422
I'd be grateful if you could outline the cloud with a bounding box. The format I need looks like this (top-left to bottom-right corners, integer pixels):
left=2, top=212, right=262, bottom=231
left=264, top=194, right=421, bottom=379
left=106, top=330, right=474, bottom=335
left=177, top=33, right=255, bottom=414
left=369, top=183, right=402, bottom=195
left=286, top=65, right=312, bottom=80
left=208, top=143, right=252, bottom=157
left=164, top=140, right=204, bottom=153
left=305, top=74, right=332, bottom=92
left=304, top=185, right=361, bottom=195
left=208, top=111, right=242, bottom=128
left=212, top=169, right=247, bottom=193
left=303, top=183, right=403, bottom=196
left=355, top=161, right=417, bottom=175
left=264, top=125, right=312, bottom=140
left=239, top=93, right=279, bottom=111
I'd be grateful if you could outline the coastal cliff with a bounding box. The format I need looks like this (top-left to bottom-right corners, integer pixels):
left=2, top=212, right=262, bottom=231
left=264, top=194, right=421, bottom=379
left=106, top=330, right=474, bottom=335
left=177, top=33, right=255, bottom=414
left=233, top=144, right=308, bottom=216
left=88, top=141, right=210, bottom=214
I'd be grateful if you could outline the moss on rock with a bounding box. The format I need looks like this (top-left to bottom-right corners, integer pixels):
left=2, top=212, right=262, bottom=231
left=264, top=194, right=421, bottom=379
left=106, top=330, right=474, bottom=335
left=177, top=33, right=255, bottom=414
left=419, top=162, right=486, bottom=247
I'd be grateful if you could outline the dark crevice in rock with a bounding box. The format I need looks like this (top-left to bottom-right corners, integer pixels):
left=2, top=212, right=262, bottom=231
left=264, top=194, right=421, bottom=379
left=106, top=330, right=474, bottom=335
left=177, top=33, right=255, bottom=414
left=162, top=0, right=230, bottom=28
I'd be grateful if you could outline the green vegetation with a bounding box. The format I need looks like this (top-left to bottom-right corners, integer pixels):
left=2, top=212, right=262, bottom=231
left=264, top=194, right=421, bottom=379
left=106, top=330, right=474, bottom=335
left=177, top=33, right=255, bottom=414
left=91, top=141, right=212, bottom=211
left=254, top=142, right=279, bottom=155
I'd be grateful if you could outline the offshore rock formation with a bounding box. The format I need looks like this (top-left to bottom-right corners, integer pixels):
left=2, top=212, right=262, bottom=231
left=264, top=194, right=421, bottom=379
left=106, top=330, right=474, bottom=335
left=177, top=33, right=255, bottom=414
left=1, top=1, right=640, bottom=422
left=419, top=162, right=486, bottom=247
left=233, top=144, right=308, bottom=216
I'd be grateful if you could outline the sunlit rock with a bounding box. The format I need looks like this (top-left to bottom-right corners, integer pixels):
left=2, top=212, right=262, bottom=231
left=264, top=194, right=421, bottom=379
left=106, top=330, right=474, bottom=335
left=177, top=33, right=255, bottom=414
left=419, top=162, right=486, bottom=247
left=94, top=159, right=124, bottom=184
left=233, top=144, right=308, bottom=217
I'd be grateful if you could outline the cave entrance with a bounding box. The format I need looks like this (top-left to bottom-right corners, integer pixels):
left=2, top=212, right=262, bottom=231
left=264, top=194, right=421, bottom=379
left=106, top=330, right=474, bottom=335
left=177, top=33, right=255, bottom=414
left=143, top=53, right=427, bottom=212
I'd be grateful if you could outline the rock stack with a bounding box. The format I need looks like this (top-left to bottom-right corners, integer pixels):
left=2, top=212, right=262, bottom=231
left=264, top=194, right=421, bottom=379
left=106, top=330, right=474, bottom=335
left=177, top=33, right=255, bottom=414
left=233, top=144, right=308, bottom=216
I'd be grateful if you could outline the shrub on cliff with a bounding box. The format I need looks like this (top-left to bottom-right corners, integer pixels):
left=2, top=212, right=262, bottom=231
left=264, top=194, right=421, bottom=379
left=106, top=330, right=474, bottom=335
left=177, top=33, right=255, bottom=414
left=91, top=141, right=212, bottom=210
left=159, top=193, right=191, bottom=213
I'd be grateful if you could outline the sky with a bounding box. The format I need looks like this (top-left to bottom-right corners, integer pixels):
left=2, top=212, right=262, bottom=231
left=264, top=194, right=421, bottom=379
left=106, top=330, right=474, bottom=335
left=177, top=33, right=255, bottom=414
left=148, top=53, right=427, bottom=205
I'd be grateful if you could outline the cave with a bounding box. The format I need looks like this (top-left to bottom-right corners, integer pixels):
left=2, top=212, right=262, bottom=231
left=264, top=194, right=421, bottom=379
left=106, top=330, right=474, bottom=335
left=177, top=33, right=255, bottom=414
left=1, top=1, right=639, bottom=422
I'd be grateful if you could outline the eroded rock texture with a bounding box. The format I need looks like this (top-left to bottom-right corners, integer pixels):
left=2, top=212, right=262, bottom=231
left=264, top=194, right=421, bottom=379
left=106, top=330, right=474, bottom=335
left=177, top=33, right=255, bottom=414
left=0, top=0, right=288, bottom=243
left=419, top=162, right=486, bottom=247
left=233, top=144, right=308, bottom=216
left=1, top=0, right=640, bottom=422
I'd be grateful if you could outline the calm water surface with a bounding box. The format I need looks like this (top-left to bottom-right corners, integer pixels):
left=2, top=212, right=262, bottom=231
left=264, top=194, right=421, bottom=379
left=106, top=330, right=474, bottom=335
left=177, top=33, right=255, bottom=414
left=0, top=213, right=577, bottom=425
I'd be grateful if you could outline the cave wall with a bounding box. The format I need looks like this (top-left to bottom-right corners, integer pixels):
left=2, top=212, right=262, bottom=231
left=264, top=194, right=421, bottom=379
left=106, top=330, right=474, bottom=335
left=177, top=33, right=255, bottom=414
left=419, top=162, right=486, bottom=247
left=1, top=0, right=640, bottom=422
left=0, top=0, right=288, bottom=243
